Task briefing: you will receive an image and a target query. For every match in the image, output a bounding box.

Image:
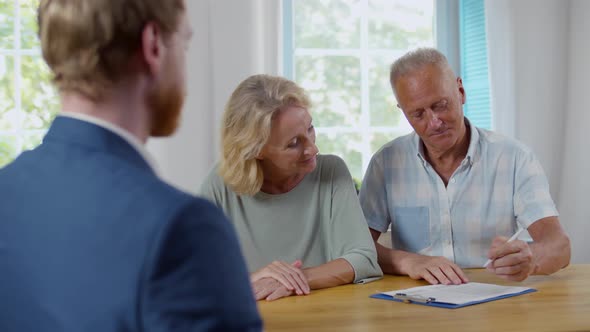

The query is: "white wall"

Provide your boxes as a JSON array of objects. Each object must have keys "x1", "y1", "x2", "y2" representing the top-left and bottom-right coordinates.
[
  {"x1": 510, "y1": 0, "x2": 569, "y2": 200},
  {"x1": 146, "y1": 0, "x2": 214, "y2": 194},
  {"x1": 436, "y1": 0, "x2": 460, "y2": 74},
  {"x1": 208, "y1": 0, "x2": 280, "y2": 156},
  {"x1": 147, "y1": 0, "x2": 279, "y2": 194},
  {"x1": 559, "y1": 0, "x2": 590, "y2": 263},
  {"x1": 488, "y1": 0, "x2": 589, "y2": 263}
]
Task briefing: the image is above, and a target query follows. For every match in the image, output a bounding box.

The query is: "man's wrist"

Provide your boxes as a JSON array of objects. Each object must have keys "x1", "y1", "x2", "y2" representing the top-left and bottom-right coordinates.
[
  {"x1": 395, "y1": 250, "x2": 416, "y2": 276},
  {"x1": 530, "y1": 259, "x2": 541, "y2": 275}
]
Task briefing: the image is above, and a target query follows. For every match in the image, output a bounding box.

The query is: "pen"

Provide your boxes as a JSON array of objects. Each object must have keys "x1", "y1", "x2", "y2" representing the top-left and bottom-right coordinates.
[
  {"x1": 483, "y1": 227, "x2": 526, "y2": 268},
  {"x1": 356, "y1": 276, "x2": 383, "y2": 284}
]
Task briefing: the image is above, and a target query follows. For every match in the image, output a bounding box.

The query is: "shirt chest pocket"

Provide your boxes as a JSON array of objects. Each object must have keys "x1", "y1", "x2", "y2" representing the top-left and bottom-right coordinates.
[{"x1": 392, "y1": 206, "x2": 430, "y2": 253}]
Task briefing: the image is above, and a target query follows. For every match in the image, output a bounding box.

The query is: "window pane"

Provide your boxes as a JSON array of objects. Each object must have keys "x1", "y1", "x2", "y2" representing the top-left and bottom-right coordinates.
[
  {"x1": 0, "y1": 0, "x2": 14, "y2": 49},
  {"x1": 370, "y1": 130, "x2": 413, "y2": 156},
  {"x1": 368, "y1": 0, "x2": 434, "y2": 50},
  {"x1": 20, "y1": 0, "x2": 40, "y2": 49},
  {"x1": 0, "y1": 134, "x2": 19, "y2": 168},
  {"x1": 21, "y1": 56, "x2": 58, "y2": 130},
  {"x1": 370, "y1": 132, "x2": 395, "y2": 155},
  {"x1": 22, "y1": 131, "x2": 43, "y2": 151},
  {"x1": 294, "y1": 0, "x2": 360, "y2": 49},
  {"x1": 0, "y1": 55, "x2": 19, "y2": 130},
  {"x1": 285, "y1": 0, "x2": 435, "y2": 180},
  {"x1": 296, "y1": 55, "x2": 360, "y2": 127},
  {"x1": 368, "y1": 54, "x2": 403, "y2": 127},
  {"x1": 317, "y1": 132, "x2": 363, "y2": 181}
]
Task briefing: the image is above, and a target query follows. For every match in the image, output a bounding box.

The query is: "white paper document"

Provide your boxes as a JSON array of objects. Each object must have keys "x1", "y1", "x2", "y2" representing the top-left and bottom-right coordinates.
[{"x1": 382, "y1": 282, "x2": 534, "y2": 305}]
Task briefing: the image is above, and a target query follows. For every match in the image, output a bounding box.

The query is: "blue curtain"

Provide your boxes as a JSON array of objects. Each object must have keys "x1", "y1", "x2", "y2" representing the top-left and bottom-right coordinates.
[{"x1": 460, "y1": 0, "x2": 492, "y2": 129}]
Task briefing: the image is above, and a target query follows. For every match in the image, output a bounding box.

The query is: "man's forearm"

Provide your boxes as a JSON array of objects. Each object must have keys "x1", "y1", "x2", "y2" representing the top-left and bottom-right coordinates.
[
  {"x1": 530, "y1": 233, "x2": 571, "y2": 275},
  {"x1": 375, "y1": 242, "x2": 399, "y2": 274},
  {"x1": 527, "y1": 216, "x2": 571, "y2": 275},
  {"x1": 375, "y1": 242, "x2": 422, "y2": 276},
  {"x1": 375, "y1": 242, "x2": 469, "y2": 285}
]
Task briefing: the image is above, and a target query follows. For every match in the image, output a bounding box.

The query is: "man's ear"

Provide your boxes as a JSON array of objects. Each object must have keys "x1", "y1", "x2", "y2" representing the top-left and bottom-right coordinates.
[
  {"x1": 456, "y1": 77, "x2": 466, "y2": 105},
  {"x1": 141, "y1": 22, "x2": 165, "y2": 76}
]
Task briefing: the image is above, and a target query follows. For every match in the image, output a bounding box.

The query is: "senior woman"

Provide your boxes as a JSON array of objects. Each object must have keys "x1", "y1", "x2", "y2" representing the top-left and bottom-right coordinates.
[{"x1": 199, "y1": 74, "x2": 382, "y2": 301}]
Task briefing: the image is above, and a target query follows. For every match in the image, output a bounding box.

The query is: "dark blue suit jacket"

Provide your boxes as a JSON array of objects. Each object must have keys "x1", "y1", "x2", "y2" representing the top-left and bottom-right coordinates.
[{"x1": 0, "y1": 117, "x2": 262, "y2": 332}]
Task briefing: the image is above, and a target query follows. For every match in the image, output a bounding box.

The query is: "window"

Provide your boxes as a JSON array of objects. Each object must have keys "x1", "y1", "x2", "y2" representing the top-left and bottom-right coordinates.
[
  {"x1": 283, "y1": 0, "x2": 435, "y2": 181},
  {"x1": 283, "y1": 0, "x2": 493, "y2": 181},
  {"x1": 0, "y1": 0, "x2": 59, "y2": 168}
]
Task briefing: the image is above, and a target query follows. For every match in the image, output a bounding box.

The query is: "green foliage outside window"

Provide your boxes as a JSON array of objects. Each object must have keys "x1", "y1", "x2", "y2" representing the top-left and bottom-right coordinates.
[
  {"x1": 288, "y1": 0, "x2": 434, "y2": 181},
  {"x1": 0, "y1": 0, "x2": 59, "y2": 168}
]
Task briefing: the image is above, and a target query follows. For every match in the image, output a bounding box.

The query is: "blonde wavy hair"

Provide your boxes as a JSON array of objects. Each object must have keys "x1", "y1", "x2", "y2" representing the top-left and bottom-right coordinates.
[
  {"x1": 219, "y1": 74, "x2": 311, "y2": 196},
  {"x1": 37, "y1": 0, "x2": 185, "y2": 100}
]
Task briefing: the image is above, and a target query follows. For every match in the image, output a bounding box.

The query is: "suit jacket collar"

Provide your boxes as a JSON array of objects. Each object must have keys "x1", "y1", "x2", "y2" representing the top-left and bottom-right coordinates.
[{"x1": 43, "y1": 116, "x2": 156, "y2": 175}]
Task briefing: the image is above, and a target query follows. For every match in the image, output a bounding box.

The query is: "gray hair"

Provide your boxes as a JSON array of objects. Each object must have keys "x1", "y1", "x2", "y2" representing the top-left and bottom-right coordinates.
[{"x1": 389, "y1": 48, "x2": 455, "y2": 92}]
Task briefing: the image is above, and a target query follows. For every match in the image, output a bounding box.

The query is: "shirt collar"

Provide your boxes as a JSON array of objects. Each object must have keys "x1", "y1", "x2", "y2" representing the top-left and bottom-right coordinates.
[
  {"x1": 414, "y1": 117, "x2": 479, "y2": 167},
  {"x1": 463, "y1": 118, "x2": 479, "y2": 166},
  {"x1": 58, "y1": 112, "x2": 160, "y2": 175}
]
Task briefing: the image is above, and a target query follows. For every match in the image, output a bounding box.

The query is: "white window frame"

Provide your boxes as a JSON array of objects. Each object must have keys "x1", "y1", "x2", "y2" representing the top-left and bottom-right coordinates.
[
  {"x1": 282, "y1": 0, "x2": 460, "y2": 178},
  {"x1": 0, "y1": 0, "x2": 46, "y2": 162}
]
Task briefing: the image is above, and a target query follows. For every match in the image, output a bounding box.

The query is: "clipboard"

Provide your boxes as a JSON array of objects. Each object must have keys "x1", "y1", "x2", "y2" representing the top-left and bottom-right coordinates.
[{"x1": 370, "y1": 282, "x2": 537, "y2": 309}]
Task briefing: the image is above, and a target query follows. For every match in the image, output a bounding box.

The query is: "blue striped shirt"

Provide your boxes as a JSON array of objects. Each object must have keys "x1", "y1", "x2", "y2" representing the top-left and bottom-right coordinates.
[{"x1": 359, "y1": 120, "x2": 558, "y2": 267}]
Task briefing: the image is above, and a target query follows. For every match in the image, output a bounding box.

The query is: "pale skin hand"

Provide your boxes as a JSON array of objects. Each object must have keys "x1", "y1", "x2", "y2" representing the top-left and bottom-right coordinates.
[
  {"x1": 486, "y1": 237, "x2": 533, "y2": 281},
  {"x1": 250, "y1": 260, "x2": 310, "y2": 296},
  {"x1": 369, "y1": 228, "x2": 468, "y2": 285},
  {"x1": 402, "y1": 254, "x2": 469, "y2": 285},
  {"x1": 251, "y1": 258, "x2": 355, "y2": 301},
  {"x1": 252, "y1": 277, "x2": 294, "y2": 301},
  {"x1": 486, "y1": 216, "x2": 571, "y2": 281}
]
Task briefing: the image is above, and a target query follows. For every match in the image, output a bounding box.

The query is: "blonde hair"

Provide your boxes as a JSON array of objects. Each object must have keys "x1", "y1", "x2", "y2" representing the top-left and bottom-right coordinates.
[
  {"x1": 220, "y1": 74, "x2": 311, "y2": 195},
  {"x1": 38, "y1": 0, "x2": 185, "y2": 100}
]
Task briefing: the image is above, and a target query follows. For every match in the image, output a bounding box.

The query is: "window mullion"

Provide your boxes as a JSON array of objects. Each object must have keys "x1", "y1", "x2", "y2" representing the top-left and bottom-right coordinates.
[
  {"x1": 13, "y1": 0, "x2": 24, "y2": 155},
  {"x1": 295, "y1": 48, "x2": 361, "y2": 57},
  {"x1": 359, "y1": 0, "x2": 371, "y2": 176},
  {"x1": 0, "y1": 49, "x2": 39, "y2": 56}
]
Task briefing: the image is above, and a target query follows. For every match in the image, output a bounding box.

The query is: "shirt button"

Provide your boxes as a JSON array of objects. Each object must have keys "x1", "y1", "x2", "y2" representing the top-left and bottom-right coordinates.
[{"x1": 450, "y1": 178, "x2": 456, "y2": 184}]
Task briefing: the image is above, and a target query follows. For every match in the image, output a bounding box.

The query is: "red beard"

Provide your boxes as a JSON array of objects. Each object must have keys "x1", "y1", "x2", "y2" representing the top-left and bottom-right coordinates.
[{"x1": 148, "y1": 78, "x2": 185, "y2": 137}]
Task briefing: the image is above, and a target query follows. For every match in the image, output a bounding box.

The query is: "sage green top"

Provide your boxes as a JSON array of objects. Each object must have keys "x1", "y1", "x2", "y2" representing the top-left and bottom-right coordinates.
[{"x1": 198, "y1": 154, "x2": 382, "y2": 283}]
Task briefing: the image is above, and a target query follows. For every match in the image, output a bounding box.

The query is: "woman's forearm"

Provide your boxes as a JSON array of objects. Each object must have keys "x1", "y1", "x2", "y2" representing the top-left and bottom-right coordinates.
[{"x1": 303, "y1": 258, "x2": 355, "y2": 290}]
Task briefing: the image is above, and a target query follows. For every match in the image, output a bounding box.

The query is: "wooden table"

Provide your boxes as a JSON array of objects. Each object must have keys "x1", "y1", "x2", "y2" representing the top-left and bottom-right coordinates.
[{"x1": 259, "y1": 265, "x2": 590, "y2": 331}]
